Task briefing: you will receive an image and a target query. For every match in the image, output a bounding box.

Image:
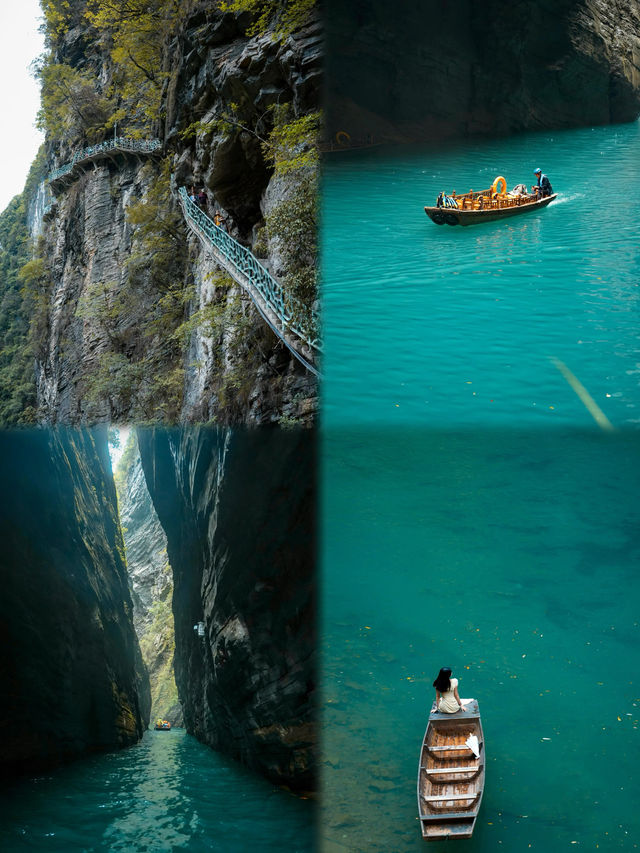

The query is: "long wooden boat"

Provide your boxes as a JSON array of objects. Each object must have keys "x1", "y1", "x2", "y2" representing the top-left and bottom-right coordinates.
[
  {"x1": 417, "y1": 699, "x2": 485, "y2": 841},
  {"x1": 425, "y1": 176, "x2": 556, "y2": 226}
]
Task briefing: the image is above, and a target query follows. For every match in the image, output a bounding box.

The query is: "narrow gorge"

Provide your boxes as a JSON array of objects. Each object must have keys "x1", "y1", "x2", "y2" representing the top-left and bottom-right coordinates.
[{"x1": 0, "y1": 424, "x2": 315, "y2": 792}]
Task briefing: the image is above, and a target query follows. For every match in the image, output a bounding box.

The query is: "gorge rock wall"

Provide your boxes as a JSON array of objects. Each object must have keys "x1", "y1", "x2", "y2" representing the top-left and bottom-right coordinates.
[
  {"x1": 137, "y1": 426, "x2": 316, "y2": 791},
  {"x1": 325, "y1": 0, "x2": 640, "y2": 141},
  {"x1": 116, "y1": 435, "x2": 182, "y2": 725},
  {"x1": 0, "y1": 428, "x2": 150, "y2": 780}
]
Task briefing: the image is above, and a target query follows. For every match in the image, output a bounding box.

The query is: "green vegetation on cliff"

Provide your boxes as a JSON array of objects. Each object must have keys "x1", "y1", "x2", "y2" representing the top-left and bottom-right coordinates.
[
  {"x1": 263, "y1": 104, "x2": 319, "y2": 311},
  {"x1": 77, "y1": 160, "x2": 190, "y2": 421},
  {"x1": 39, "y1": 0, "x2": 318, "y2": 142},
  {"x1": 221, "y1": 0, "x2": 316, "y2": 39},
  {"x1": 0, "y1": 150, "x2": 47, "y2": 424},
  {"x1": 138, "y1": 588, "x2": 180, "y2": 722},
  {"x1": 40, "y1": 0, "x2": 197, "y2": 139}
]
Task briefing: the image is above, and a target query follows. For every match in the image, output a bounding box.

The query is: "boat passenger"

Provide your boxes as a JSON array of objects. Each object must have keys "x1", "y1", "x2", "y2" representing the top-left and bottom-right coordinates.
[
  {"x1": 433, "y1": 666, "x2": 465, "y2": 713},
  {"x1": 532, "y1": 168, "x2": 552, "y2": 198}
]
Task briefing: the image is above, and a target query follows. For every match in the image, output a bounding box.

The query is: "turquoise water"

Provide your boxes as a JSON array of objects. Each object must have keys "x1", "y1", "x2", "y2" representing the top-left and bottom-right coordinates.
[
  {"x1": 321, "y1": 121, "x2": 640, "y2": 850},
  {"x1": 322, "y1": 121, "x2": 640, "y2": 429},
  {"x1": 0, "y1": 730, "x2": 314, "y2": 852},
  {"x1": 321, "y1": 430, "x2": 640, "y2": 851}
]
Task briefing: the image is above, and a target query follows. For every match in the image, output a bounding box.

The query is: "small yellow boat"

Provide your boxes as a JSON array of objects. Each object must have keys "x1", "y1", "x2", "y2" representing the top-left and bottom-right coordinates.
[{"x1": 425, "y1": 176, "x2": 556, "y2": 226}]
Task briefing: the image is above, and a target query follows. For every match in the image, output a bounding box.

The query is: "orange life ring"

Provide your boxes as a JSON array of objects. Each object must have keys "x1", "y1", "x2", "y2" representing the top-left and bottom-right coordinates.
[
  {"x1": 335, "y1": 130, "x2": 351, "y2": 147},
  {"x1": 491, "y1": 176, "x2": 507, "y2": 196}
]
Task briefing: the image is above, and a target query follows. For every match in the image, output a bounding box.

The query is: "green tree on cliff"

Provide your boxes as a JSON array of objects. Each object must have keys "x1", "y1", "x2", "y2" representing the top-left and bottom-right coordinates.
[
  {"x1": 84, "y1": 0, "x2": 190, "y2": 129},
  {"x1": 221, "y1": 0, "x2": 316, "y2": 38}
]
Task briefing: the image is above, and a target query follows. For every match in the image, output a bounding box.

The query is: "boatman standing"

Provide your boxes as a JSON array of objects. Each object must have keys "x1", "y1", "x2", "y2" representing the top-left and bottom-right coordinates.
[{"x1": 532, "y1": 167, "x2": 553, "y2": 198}]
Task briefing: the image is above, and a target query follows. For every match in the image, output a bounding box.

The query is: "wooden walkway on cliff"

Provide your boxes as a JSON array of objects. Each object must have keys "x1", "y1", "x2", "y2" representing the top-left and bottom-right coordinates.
[
  {"x1": 47, "y1": 137, "x2": 162, "y2": 192},
  {"x1": 177, "y1": 187, "x2": 321, "y2": 376}
]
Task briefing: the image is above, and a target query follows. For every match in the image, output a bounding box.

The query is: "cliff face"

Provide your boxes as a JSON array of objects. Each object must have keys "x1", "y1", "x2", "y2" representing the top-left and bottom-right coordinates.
[
  {"x1": 0, "y1": 428, "x2": 150, "y2": 779},
  {"x1": 137, "y1": 426, "x2": 316, "y2": 791},
  {"x1": 116, "y1": 434, "x2": 182, "y2": 725},
  {"x1": 34, "y1": 4, "x2": 320, "y2": 427},
  {"x1": 37, "y1": 159, "x2": 156, "y2": 423},
  {"x1": 325, "y1": 0, "x2": 640, "y2": 142}
]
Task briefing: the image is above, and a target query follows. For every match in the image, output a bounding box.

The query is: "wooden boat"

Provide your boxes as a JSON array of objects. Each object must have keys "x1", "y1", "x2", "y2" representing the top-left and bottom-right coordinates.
[
  {"x1": 425, "y1": 176, "x2": 556, "y2": 226},
  {"x1": 417, "y1": 699, "x2": 485, "y2": 841}
]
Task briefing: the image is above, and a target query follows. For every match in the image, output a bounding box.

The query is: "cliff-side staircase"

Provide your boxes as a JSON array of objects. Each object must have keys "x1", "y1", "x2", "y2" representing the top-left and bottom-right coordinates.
[{"x1": 178, "y1": 187, "x2": 321, "y2": 376}]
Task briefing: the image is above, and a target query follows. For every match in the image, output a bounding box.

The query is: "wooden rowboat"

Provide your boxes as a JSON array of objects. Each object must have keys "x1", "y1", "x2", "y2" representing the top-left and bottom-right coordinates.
[
  {"x1": 417, "y1": 699, "x2": 485, "y2": 841},
  {"x1": 425, "y1": 176, "x2": 556, "y2": 226}
]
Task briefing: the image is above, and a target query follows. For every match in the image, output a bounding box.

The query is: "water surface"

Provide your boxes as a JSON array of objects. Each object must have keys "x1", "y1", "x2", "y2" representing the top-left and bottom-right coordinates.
[
  {"x1": 321, "y1": 429, "x2": 640, "y2": 851},
  {"x1": 0, "y1": 730, "x2": 314, "y2": 852},
  {"x1": 322, "y1": 121, "x2": 640, "y2": 429},
  {"x1": 321, "y1": 121, "x2": 640, "y2": 851}
]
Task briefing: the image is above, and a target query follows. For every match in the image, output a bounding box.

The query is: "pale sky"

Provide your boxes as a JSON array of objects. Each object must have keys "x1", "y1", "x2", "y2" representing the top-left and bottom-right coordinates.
[
  {"x1": 110, "y1": 427, "x2": 132, "y2": 471},
  {"x1": 0, "y1": 0, "x2": 45, "y2": 214}
]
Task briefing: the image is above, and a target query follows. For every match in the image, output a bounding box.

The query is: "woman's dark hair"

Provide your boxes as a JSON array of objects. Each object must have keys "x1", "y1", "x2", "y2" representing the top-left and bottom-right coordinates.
[{"x1": 433, "y1": 667, "x2": 452, "y2": 692}]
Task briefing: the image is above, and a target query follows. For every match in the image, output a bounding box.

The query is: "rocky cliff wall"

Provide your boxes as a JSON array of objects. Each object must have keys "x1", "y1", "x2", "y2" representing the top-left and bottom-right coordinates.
[
  {"x1": 0, "y1": 428, "x2": 150, "y2": 780},
  {"x1": 116, "y1": 434, "x2": 182, "y2": 725},
  {"x1": 35, "y1": 4, "x2": 320, "y2": 427},
  {"x1": 137, "y1": 426, "x2": 316, "y2": 791},
  {"x1": 325, "y1": 0, "x2": 640, "y2": 142},
  {"x1": 37, "y1": 159, "x2": 156, "y2": 423}
]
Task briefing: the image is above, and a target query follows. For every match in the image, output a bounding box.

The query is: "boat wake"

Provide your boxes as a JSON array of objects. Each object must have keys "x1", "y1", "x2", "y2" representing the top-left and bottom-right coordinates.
[{"x1": 553, "y1": 193, "x2": 584, "y2": 206}]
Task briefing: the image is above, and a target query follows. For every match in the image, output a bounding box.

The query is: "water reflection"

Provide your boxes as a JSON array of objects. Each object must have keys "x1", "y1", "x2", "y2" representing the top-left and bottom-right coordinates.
[{"x1": 0, "y1": 731, "x2": 314, "y2": 852}]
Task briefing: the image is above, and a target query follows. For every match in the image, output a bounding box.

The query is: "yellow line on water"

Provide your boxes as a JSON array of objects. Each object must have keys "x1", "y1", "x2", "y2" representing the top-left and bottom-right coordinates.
[{"x1": 550, "y1": 357, "x2": 615, "y2": 432}]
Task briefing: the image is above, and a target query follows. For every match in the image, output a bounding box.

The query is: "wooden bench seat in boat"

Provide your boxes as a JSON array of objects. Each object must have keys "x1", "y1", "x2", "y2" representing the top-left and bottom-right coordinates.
[
  {"x1": 419, "y1": 810, "x2": 480, "y2": 822},
  {"x1": 423, "y1": 793, "x2": 479, "y2": 803},
  {"x1": 425, "y1": 765, "x2": 479, "y2": 775},
  {"x1": 427, "y1": 744, "x2": 474, "y2": 753}
]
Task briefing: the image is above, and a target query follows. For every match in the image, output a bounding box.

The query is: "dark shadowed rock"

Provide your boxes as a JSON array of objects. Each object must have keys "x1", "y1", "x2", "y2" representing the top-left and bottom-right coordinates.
[
  {"x1": 325, "y1": 0, "x2": 640, "y2": 142},
  {"x1": 0, "y1": 428, "x2": 150, "y2": 781},
  {"x1": 137, "y1": 426, "x2": 316, "y2": 791}
]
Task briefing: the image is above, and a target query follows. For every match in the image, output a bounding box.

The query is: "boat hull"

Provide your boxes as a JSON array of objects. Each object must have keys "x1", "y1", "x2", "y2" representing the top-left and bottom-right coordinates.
[
  {"x1": 425, "y1": 194, "x2": 556, "y2": 226},
  {"x1": 417, "y1": 699, "x2": 485, "y2": 841}
]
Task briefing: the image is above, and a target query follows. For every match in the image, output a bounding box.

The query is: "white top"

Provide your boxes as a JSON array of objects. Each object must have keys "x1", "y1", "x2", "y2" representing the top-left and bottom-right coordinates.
[{"x1": 438, "y1": 677, "x2": 460, "y2": 713}]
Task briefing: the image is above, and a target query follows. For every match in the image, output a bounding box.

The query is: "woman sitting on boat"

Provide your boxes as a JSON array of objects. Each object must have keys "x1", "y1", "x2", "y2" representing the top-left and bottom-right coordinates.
[{"x1": 433, "y1": 667, "x2": 465, "y2": 713}]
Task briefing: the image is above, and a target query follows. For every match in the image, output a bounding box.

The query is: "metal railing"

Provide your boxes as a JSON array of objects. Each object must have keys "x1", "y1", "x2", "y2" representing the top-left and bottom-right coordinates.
[
  {"x1": 178, "y1": 187, "x2": 321, "y2": 375},
  {"x1": 48, "y1": 138, "x2": 162, "y2": 183}
]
